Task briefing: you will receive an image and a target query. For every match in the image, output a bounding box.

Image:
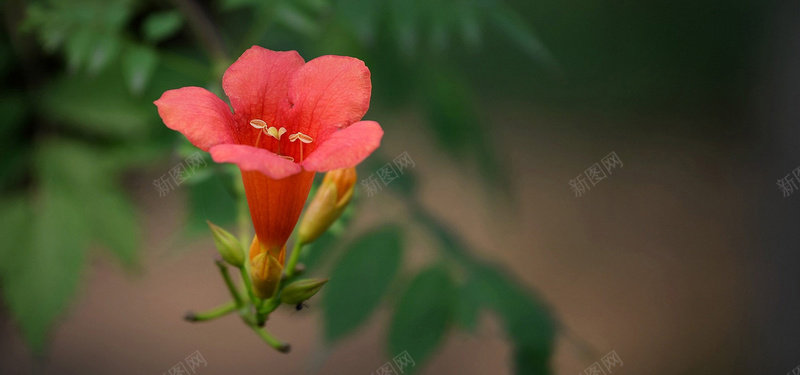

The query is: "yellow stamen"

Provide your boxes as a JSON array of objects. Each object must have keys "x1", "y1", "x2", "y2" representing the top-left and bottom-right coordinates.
[
  {"x1": 266, "y1": 126, "x2": 287, "y2": 140},
  {"x1": 254, "y1": 129, "x2": 263, "y2": 148},
  {"x1": 251, "y1": 119, "x2": 267, "y2": 148},
  {"x1": 259, "y1": 126, "x2": 287, "y2": 154},
  {"x1": 250, "y1": 119, "x2": 267, "y2": 129},
  {"x1": 288, "y1": 132, "x2": 313, "y2": 143},
  {"x1": 289, "y1": 132, "x2": 313, "y2": 162}
]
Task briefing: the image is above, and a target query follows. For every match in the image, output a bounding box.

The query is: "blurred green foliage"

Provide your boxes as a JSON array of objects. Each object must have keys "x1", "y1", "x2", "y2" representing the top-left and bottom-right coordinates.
[
  {"x1": 322, "y1": 226, "x2": 403, "y2": 343},
  {"x1": 0, "y1": 0, "x2": 560, "y2": 372},
  {"x1": 389, "y1": 265, "x2": 456, "y2": 368}
]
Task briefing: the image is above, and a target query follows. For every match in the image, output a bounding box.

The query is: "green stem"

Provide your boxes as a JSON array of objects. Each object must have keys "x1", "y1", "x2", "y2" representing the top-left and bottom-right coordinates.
[
  {"x1": 250, "y1": 325, "x2": 290, "y2": 353},
  {"x1": 257, "y1": 296, "x2": 282, "y2": 325},
  {"x1": 410, "y1": 201, "x2": 476, "y2": 268},
  {"x1": 285, "y1": 241, "x2": 304, "y2": 279},
  {"x1": 185, "y1": 301, "x2": 237, "y2": 322},
  {"x1": 255, "y1": 292, "x2": 278, "y2": 326},
  {"x1": 215, "y1": 260, "x2": 244, "y2": 307},
  {"x1": 170, "y1": 0, "x2": 229, "y2": 68},
  {"x1": 239, "y1": 264, "x2": 259, "y2": 307}
]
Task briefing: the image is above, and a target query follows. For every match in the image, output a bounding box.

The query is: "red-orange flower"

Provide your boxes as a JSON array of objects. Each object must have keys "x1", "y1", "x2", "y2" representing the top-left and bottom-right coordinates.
[{"x1": 155, "y1": 46, "x2": 383, "y2": 266}]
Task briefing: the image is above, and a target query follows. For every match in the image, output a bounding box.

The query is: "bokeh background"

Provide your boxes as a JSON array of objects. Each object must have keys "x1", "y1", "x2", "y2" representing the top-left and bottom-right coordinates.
[{"x1": 0, "y1": 0, "x2": 798, "y2": 374}]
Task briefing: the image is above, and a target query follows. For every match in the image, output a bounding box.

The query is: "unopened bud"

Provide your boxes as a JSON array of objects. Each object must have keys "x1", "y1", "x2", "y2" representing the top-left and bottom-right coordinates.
[
  {"x1": 297, "y1": 167, "x2": 356, "y2": 245},
  {"x1": 249, "y1": 234, "x2": 285, "y2": 265},
  {"x1": 250, "y1": 253, "x2": 283, "y2": 299},
  {"x1": 207, "y1": 221, "x2": 244, "y2": 267},
  {"x1": 280, "y1": 278, "x2": 329, "y2": 305}
]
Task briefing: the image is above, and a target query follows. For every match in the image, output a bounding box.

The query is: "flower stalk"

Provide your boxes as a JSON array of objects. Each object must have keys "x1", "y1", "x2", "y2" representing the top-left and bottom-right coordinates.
[
  {"x1": 215, "y1": 260, "x2": 244, "y2": 307},
  {"x1": 251, "y1": 324, "x2": 290, "y2": 353},
  {"x1": 184, "y1": 301, "x2": 237, "y2": 322},
  {"x1": 285, "y1": 241, "x2": 304, "y2": 279}
]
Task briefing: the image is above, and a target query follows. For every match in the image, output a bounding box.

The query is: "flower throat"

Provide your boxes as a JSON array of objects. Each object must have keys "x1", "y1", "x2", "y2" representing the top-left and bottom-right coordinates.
[{"x1": 249, "y1": 118, "x2": 313, "y2": 162}]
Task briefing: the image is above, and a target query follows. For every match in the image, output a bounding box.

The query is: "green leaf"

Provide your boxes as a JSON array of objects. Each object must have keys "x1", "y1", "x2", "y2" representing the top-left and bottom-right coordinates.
[
  {"x1": 456, "y1": 4, "x2": 482, "y2": 48},
  {"x1": 297, "y1": 0, "x2": 329, "y2": 13},
  {"x1": 514, "y1": 345, "x2": 551, "y2": 375},
  {"x1": 472, "y1": 264, "x2": 555, "y2": 374},
  {"x1": 122, "y1": 44, "x2": 159, "y2": 95},
  {"x1": 323, "y1": 226, "x2": 403, "y2": 342},
  {"x1": 184, "y1": 171, "x2": 237, "y2": 237},
  {"x1": 143, "y1": 10, "x2": 184, "y2": 43},
  {"x1": 488, "y1": 4, "x2": 556, "y2": 68},
  {"x1": 275, "y1": 2, "x2": 321, "y2": 37},
  {"x1": 97, "y1": 142, "x2": 167, "y2": 172},
  {"x1": 35, "y1": 140, "x2": 100, "y2": 196},
  {"x1": 389, "y1": 0, "x2": 418, "y2": 55},
  {"x1": 0, "y1": 94, "x2": 30, "y2": 190},
  {"x1": 0, "y1": 42, "x2": 13, "y2": 79},
  {"x1": 89, "y1": 189, "x2": 140, "y2": 267},
  {"x1": 412, "y1": 180, "x2": 553, "y2": 374},
  {"x1": 220, "y1": 0, "x2": 262, "y2": 11},
  {"x1": 1, "y1": 143, "x2": 104, "y2": 351},
  {"x1": 0, "y1": 94, "x2": 27, "y2": 135},
  {"x1": 25, "y1": 0, "x2": 133, "y2": 73},
  {"x1": 65, "y1": 29, "x2": 94, "y2": 72},
  {"x1": 388, "y1": 265, "x2": 455, "y2": 372},
  {"x1": 41, "y1": 68, "x2": 155, "y2": 139},
  {"x1": 36, "y1": 140, "x2": 141, "y2": 267},
  {"x1": 0, "y1": 138, "x2": 145, "y2": 352},
  {"x1": 423, "y1": 67, "x2": 510, "y2": 194},
  {"x1": 87, "y1": 34, "x2": 121, "y2": 75},
  {"x1": 454, "y1": 275, "x2": 482, "y2": 332},
  {"x1": 336, "y1": 0, "x2": 383, "y2": 44},
  {"x1": 0, "y1": 196, "x2": 33, "y2": 276},
  {"x1": 2, "y1": 185, "x2": 89, "y2": 352}
]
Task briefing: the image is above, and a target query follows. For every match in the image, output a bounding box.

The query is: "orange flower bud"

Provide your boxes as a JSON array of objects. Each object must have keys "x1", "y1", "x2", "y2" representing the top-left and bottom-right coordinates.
[
  {"x1": 297, "y1": 167, "x2": 356, "y2": 245},
  {"x1": 249, "y1": 234, "x2": 285, "y2": 264},
  {"x1": 250, "y1": 252, "x2": 284, "y2": 299}
]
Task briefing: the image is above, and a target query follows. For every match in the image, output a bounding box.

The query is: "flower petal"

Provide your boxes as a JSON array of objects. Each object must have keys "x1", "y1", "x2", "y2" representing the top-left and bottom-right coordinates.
[
  {"x1": 243, "y1": 170, "x2": 314, "y2": 257},
  {"x1": 210, "y1": 144, "x2": 302, "y2": 179},
  {"x1": 286, "y1": 55, "x2": 371, "y2": 138},
  {"x1": 154, "y1": 87, "x2": 234, "y2": 151},
  {"x1": 302, "y1": 121, "x2": 383, "y2": 172},
  {"x1": 222, "y1": 47, "x2": 305, "y2": 130}
]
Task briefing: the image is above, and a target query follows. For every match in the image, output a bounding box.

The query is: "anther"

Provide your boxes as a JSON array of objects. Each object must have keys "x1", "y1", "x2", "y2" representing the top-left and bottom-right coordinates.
[
  {"x1": 250, "y1": 119, "x2": 267, "y2": 129},
  {"x1": 288, "y1": 132, "x2": 313, "y2": 143},
  {"x1": 289, "y1": 132, "x2": 313, "y2": 162},
  {"x1": 267, "y1": 127, "x2": 287, "y2": 140}
]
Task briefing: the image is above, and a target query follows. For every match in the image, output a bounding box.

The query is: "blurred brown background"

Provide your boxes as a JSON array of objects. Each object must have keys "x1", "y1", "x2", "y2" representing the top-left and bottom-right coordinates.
[{"x1": 0, "y1": 103, "x2": 753, "y2": 374}]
